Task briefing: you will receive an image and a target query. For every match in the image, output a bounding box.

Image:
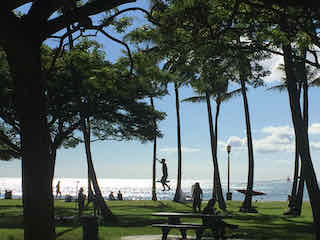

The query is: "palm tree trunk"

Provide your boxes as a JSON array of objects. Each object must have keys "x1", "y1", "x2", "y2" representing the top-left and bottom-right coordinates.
[
  {"x1": 206, "y1": 93, "x2": 226, "y2": 210},
  {"x1": 290, "y1": 136, "x2": 299, "y2": 202},
  {"x1": 295, "y1": 50, "x2": 309, "y2": 215},
  {"x1": 239, "y1": 71, "x2": 255, "y2": 212},
  {"x1": 282, "y1": 43, "x2": 320, "y2": 238},
  {"x1": 173, "y1": 82, "x2": 182, "y2": 202},
  {"x1": 296, "y1": 167, "x2": 305, "y2": 216},
  {"x1": 150, "y1": 97, "x2": 157, "y2": 201}
]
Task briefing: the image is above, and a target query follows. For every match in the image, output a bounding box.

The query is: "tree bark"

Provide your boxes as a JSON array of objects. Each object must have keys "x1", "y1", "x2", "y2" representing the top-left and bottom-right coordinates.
[
  {"x1": 282, "y1": 43, "x2": 320, "y2": 238},
  {"x1": 80, "y1": 116, "x2": 114, "y2": 220},
  {"x1": 173, "y1": 82, "x2": 182, "y2": 202},
  {"x1": 6, "y1": 38, "x2": 55, "y2": 239},
  {"x1": 239, "y1": 70, "x2": 255, "y2": 212},
  {"x1": 150, "y1": 97, "x2": 157, "y2": 201},
  {"x1": 206, "y1": 93, "x2": 226, "y2": 210}
]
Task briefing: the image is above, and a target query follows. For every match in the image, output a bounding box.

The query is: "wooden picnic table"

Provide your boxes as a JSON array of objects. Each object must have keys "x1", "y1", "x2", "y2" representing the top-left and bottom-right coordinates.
[{"x1": 152, "y1": 212, "x2": 228, "y2": 240}]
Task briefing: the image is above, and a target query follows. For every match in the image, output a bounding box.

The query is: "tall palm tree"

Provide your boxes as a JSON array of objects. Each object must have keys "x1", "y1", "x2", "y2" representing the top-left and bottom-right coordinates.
[
  {"x1": 238, "y1": 66, "x2": 256, "y2": 212},
  {"x1": 183, "y1": 78, "x2": 241, "y2": 210},
  {"x1": 267, "y1": 50, "x2": 320, "y2": 215},
  {"x1": 173, "y1": 80, "x2": 183, "y2": 202}
]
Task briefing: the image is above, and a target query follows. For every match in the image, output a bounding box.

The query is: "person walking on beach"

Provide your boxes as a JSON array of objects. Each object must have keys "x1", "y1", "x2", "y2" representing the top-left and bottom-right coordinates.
[
  {"x1": 158, "y1": 158, "x2": 170, "y2": 191},
  {"x1": 192, "y1": 182, "x2": 203, "y2": 212},
  {"x1": 56, "y1": 180, "x2": 62, "y2": 199}
]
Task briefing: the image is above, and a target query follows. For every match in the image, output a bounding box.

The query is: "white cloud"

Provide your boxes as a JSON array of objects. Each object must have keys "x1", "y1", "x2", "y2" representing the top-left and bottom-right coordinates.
[
  {"x1": 309, "y1": 123, "x2": 320, "y2": 135},
  {"x1": 261, "y1": 126, "x2": 294, "y2": 140},
  {"x1": 226, "y1": 136, "x2": 246, "y2": 148},
  {"x1": 159, "y1": 147, "x2": 200, "y2": 153},
  {"x1": 311, "y1": 142, "x2": 320, "y2": 151},
  {"x1": 260, "y1": 54, "x2": 284, "y2": 83}
]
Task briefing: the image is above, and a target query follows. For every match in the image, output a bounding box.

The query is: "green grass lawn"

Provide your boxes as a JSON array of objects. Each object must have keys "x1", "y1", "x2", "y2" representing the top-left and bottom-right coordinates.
[{"x1": 0, "y1": 199, "x2": 314, "y2": 240}]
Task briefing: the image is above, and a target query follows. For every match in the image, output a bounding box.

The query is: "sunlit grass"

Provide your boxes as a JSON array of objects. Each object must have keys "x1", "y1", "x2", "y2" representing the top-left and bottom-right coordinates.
[{"x1": 0, "y1": 199, "x2": 314, "y2": 239}]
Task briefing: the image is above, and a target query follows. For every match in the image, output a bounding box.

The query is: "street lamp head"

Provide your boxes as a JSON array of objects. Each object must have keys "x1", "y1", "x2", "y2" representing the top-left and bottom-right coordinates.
[{"x1": 226, "y1": 145, "x2": 231, "y2": 153}]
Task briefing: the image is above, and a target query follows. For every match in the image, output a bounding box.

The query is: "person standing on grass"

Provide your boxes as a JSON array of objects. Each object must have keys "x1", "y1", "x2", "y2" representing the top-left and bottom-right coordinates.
[
  {"x1": 158, "y1": 158, "x2": 170, "y2": 191},
  {"x1": 56, "y1": 180, "x2": 62, "y2": 199},
  {"x1": 78, "y1": 187, "x2": 85, "y2": 216},
  {"x1": 117, "y1": 190, "x2": 123, "y2": 200},
  {"x1": 192, "y1": 182, "x2": 203, "y2": 212}
]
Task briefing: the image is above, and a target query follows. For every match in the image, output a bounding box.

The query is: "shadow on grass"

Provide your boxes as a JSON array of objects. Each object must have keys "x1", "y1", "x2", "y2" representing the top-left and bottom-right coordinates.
[{"x1": 55, "y1": 227, "x2": 76, "y2": 239}]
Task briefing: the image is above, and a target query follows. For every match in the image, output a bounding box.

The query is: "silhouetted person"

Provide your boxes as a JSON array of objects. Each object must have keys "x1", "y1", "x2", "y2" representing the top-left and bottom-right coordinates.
[
  {"x1": 203, "y1": 198, "x2": 238, "y2": 238},
  {"x1": 158, "y1": 158, "x2": 170, "y2": 191},
  {"x1": 92, "y1": 194, "x2": 100, "y2": 216},
  {"x1": 78, "y1": 187, "x2": 85, "y2": 216},
  {"x1": 56, "y1": 180, "x2": 62, "y2": 199},
  {"x1": 108, "y1": 192, "x2": 115, "y2": 200},
  {"x1": 117, "y1": 190, "x2": 123, "y2": 200},
  {"x1": 192, "y1": 182, "x2": 203, "y2": 212}
]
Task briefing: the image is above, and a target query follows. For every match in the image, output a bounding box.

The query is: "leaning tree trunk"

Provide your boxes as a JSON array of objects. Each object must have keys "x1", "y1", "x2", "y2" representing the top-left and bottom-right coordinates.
[
  {"x1": 206, "y1": 93, "x2": 226, "y2": 210},
  {"x1": 6, "y1": 38, "x2": 55, "y2": 239},
  {"x1": 295, "y1": 54, "x2": 309, "y2": 216},
  {"x1": 150, "y1": 97, "x2": 158, "y2": 201},
  {"x1": 173, "y1": 82, "x2": 183, "y2": 202},
  {"x1": 239, "y1": 71, "x2": 255, "y2": 213},
  {"x1": 290, "y1": 136, "x2": 299, "y2": 202},
  {"x1": 282, "y1": 43, "x2": 320, "y2": 238},
  {"x1": 296, "y1": 167, "x2": 305, "y2": 216},
  {"x1": 80, "y1": 116, "x2": 115, "y2": 220}
]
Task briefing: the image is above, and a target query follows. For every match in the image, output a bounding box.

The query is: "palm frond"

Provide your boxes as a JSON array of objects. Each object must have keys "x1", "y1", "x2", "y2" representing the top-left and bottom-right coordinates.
[
  {"x1": 266, "y1": 84, "x2": 287, "y2": 92},
  {"x1": 219, "y1": 88, "x2": 242, "y2": 102},
  {"x1": 181, "y1": 96, "x2": 205, "y2": 103},
  {"x1": 309, "y1": 77, "x2": 320, "y2": 87}
]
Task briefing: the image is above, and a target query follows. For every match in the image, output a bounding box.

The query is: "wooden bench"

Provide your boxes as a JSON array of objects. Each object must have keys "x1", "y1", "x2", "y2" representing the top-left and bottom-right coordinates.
[{"x1": 152, "y1": 223, "x2": 211, "y2": 240}]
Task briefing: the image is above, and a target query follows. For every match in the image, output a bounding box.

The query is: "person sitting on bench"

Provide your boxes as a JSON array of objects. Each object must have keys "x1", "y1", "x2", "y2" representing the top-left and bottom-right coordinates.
[{"x1": 202, "y1": 198, "x2": 238, "y2": 238}]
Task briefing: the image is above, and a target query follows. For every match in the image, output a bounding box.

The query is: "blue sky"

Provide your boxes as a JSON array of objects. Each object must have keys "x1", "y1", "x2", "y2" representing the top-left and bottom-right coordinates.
[{"x1": 1, "y1": 0, "x2": 320, "y2": 183}]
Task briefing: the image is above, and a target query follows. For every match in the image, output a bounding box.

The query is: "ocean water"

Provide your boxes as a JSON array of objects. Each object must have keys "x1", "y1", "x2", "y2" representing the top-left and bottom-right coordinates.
[{"x1": 0, "y1": 177, "x2": 309, "y2": 202}]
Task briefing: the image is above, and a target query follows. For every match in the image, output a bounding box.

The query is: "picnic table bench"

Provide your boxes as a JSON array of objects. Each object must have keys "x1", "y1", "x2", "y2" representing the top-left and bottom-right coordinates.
[{"x1": 152, "y1": 212, "x2": 228, "y2": 240}]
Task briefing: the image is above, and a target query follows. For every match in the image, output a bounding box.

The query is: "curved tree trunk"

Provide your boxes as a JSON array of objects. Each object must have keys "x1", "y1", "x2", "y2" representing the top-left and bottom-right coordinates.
[
  {"x1": 282, "y1": 43, "x2": 320, "y2": 238},
  {"x1": 239, "y1": 71, "x2": 255, "y2": 213},
  {"x1": 295, "y1": 167, "x2": 305, "y2": 216},
  {"x1": 173, "y1": 82, "x2": 183, "y2": 202},
  {"x1": 6, "y1": 39, "x2": 55, "y2": 239},
  {"x1": 290, "y1": 81, "x2": 302, "y2": 203},
  {"x1": 150, "y1": 97, "x2": 157, "y2": 201},
  {"x1": 80, "y1": 116, "x2": 114, "y2": 220},
  {"x1": 295, "y1": 51, "x2": 308, "y2": 215},
  {"x1": 290, "y1": 136, "x2": 299, "y2": 202},
  {"x1": 206, "y1": 93, "x2": 226, "y2": 210}
]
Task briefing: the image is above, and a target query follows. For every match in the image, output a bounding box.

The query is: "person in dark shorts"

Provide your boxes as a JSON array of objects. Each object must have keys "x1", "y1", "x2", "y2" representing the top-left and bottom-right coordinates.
[{"x1": 158, "y1": 158, "x2": 170, "y2": 191}]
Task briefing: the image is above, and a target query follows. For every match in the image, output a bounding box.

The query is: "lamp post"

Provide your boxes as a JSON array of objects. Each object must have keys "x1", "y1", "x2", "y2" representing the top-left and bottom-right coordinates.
[{"x1": 226, "y1": 145, "x2": 232, "y2": 200}]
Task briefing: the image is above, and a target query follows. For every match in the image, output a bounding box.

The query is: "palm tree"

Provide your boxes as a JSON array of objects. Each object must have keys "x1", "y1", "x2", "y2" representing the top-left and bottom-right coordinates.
[
  {"x1": 267, "y1": 50, "x2": 320, "y2": 215},
  {"x1": 173, "y1": 80, "x2": 183, "y2": 202},
  {"x1": 183, "y1": 77, "x2": 241, "y2": 210}
]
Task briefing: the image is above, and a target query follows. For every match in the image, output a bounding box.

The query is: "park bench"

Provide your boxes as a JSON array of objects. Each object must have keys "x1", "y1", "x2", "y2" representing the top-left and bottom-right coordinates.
[
  {"x1": 152, "y1": 223, "x2": 211, "y2": 240},
  {"x1": 152, "y1": 212, "x2": 229, "y2": 240}
]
